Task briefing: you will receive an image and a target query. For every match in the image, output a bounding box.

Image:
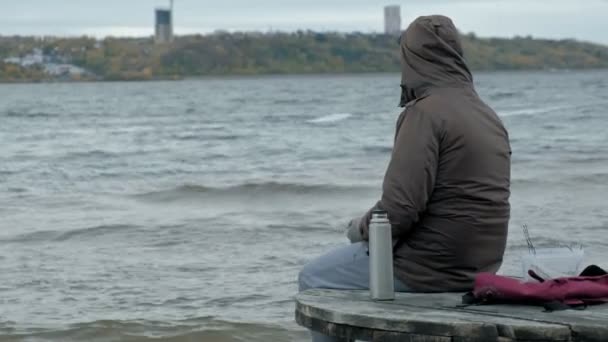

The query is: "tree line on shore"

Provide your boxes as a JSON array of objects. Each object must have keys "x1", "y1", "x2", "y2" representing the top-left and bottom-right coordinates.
[{"x1": 1, "y1": 31, "x2": 608, "y2": 82}]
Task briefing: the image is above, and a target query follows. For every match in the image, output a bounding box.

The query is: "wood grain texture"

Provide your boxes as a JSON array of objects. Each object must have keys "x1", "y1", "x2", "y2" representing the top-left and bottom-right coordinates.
[{"x1": 295, "y1": 289, "x2": 608, "y2": 341}]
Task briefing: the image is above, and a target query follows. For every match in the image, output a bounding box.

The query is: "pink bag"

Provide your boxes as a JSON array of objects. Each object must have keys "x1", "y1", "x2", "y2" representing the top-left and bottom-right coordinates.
[{"x1": 464, "y1": 265, "x2": 608, "y2": 311}]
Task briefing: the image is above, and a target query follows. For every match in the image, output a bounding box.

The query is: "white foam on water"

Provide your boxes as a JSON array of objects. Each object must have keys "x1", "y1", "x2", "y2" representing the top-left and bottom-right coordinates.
[
  {"x1": 307, "y1": 113, "x2": 352, "y2": 123},
  {"x1": 499, "y1": 104, "x2": 585, "y2": 117},
  {"x1": 500, "y1": 107, "x2": 559, "y2": 117}
]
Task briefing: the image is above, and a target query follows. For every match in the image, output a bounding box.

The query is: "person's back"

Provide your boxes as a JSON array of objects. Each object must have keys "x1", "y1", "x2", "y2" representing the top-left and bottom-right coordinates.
[
  {"x1": 382, "y1": 15, "x2": 511, "y2": 292},
  {"x1": 392, "y1": 90, "x2": 511, "y2": 292}
]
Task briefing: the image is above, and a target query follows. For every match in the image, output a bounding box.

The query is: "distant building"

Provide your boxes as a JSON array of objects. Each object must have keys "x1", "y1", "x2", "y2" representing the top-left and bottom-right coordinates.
[
  {"x1": 3, "y1": 48, "x2": 44, "y2": 67},
  {"x1": 155, "y1": 1, "x2": 174, "y2": 44},
  {"x1": 3, "y1": 57, "x2": 22, "y2": 65},
  {"x1": 384, "y1": 5, "x2": 402, "y2": 36},
  {"x1": 3, "y1": 48, "x2": 90, "y2": 78},
  {"x1": 44, "y1": 64, "x2": 87, "y2": 77},
  {"x1": 155, "y1": 9, "x2": 173, "y2": 44}
]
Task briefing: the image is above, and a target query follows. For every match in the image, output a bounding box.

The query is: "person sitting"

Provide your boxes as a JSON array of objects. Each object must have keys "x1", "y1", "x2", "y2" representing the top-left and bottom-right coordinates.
[{"x1": 298, "y1": 15, "x2": 512, "y2": 342}]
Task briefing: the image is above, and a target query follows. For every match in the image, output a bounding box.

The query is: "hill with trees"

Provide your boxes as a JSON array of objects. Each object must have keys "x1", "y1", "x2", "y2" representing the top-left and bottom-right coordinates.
[{"x1": 1, "y1": 31, "x2": 608, "y2": 82}]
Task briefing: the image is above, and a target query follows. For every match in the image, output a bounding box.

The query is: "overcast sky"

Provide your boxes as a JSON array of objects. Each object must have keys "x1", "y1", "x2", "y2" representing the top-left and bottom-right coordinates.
[{"x1": 2, "y1": 0, "x2": 608, "y2": 44}]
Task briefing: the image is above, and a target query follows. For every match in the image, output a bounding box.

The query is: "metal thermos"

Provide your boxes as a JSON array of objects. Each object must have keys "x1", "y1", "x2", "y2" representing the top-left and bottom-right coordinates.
[{"x1": 369, "y1": 209, "x2": 395, "y2": 301}]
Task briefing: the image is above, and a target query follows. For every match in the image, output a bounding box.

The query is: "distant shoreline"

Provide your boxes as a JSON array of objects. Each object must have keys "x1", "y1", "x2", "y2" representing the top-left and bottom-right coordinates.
[
  {"x1": 2, "y1": 31, "x2": 608, "y2": 83},
  {"x1": 3, "y1": 67, "x2": 608, "y2": 85},
  {"x1": 4, "y1": 66, "x2": 608, "y2": 84}
]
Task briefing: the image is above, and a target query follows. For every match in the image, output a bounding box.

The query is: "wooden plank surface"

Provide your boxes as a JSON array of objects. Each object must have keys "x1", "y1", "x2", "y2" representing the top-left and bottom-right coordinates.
[
  {"x1": 294, "y1": 289, "x2": 608, "y2": 341},
  {"x1": 368, "y1": 290, "x2": 608, "y2": 341}
]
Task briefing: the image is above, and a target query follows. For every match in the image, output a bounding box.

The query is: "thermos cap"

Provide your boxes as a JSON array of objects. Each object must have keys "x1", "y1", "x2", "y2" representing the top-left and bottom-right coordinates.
[{"x1": 371, "y1": 209, "x2": 388, "y2": 220}]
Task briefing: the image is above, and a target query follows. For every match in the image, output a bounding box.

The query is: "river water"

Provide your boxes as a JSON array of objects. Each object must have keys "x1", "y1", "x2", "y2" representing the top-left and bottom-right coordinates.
[{"x1": 1, "y1": 70, "x2": 607, "y2": 341}]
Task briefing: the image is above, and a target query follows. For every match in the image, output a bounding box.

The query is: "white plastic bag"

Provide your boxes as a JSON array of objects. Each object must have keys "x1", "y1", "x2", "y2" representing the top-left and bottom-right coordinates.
[{"x1": 521, "y1": 247, "x2": 585, "y2": 282}]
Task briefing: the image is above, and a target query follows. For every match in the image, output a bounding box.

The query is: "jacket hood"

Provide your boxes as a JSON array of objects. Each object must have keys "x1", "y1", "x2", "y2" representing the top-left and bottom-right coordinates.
[{"x1": 399, "y1": 15, "x2": 473, "y2": 106}]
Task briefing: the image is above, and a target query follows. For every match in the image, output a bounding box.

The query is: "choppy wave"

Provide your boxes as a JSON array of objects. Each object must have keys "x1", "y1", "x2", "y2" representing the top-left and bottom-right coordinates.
[
  {"x1": 562, "y1": 154, "x2": 608, "y2": 164},
  {"x1": 0, "y1": 170, "x2": 17, "y2": 176},
  {"x1": 489, "y1": 91, "x2": 525, "y2": 100},
  {"x1": 566, "y1": 172, "x2": 608, "y2": 184},
  {"x1": 513, "y1": 171, "x2": 608, "y2": 186},
  {"x1": 172, "y1": 133, "x2": 242, "y2": 141},
  {"x1": 499, "y1": 101, "x2": 608, "y2": 118},
  {"x1": 4, "y1": 110, "x2": 59, "y2": 118},
  {"x1": 307, "y1": 113, "x2": 352, "y2": 124},
  {"x1": 0, "y1": 318, "x2": 304, "y2": 342},
  {"x1": 2, "y1": 224, "x2": 140, "y2": 244},
  {"x1": 134, "y1": 182, "x2": 371, "y2": 202},
  {"x1": 362, "y1": 145, "x2": 393, "y2": 154},
  {"x1": 61, "y1": 149, "x2": 119, "y2": 159},
  {"x1": 273, "y1": 99, "x2": 302, "y2": 105},
  {"x1": 499, "y1": 106, "x2": 564, "y2": 117}
]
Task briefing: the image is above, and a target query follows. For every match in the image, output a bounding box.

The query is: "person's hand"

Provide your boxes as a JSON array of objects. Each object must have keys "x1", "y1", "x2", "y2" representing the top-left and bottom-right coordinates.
[
  {"x1": 346, "y1": 216, "x2": 363, "y2": 243},
  {"x1": 359, "y1": 208, "x2": 373, "y2": 241}
]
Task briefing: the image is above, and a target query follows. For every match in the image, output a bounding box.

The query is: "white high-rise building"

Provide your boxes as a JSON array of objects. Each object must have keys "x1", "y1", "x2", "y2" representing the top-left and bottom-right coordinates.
[{"x1": 384, "y1": 5, "x2": 402, "y2": 36}]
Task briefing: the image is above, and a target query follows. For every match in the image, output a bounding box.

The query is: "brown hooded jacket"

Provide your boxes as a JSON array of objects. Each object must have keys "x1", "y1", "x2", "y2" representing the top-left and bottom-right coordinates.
[{"x1": 361, "y1": 15, "x2": 512, "y2": 292}]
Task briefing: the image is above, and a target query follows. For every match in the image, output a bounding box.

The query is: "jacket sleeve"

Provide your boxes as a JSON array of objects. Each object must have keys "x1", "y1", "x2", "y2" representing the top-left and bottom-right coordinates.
[{"x1": 361, "y1": 107, "x2": 441, "y2": 240}]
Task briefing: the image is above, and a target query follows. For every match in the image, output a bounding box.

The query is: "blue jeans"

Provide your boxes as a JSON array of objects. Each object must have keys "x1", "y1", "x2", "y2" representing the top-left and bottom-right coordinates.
[{"x1": 298, "y1": 242, "x2": 410, "y2": 342}]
